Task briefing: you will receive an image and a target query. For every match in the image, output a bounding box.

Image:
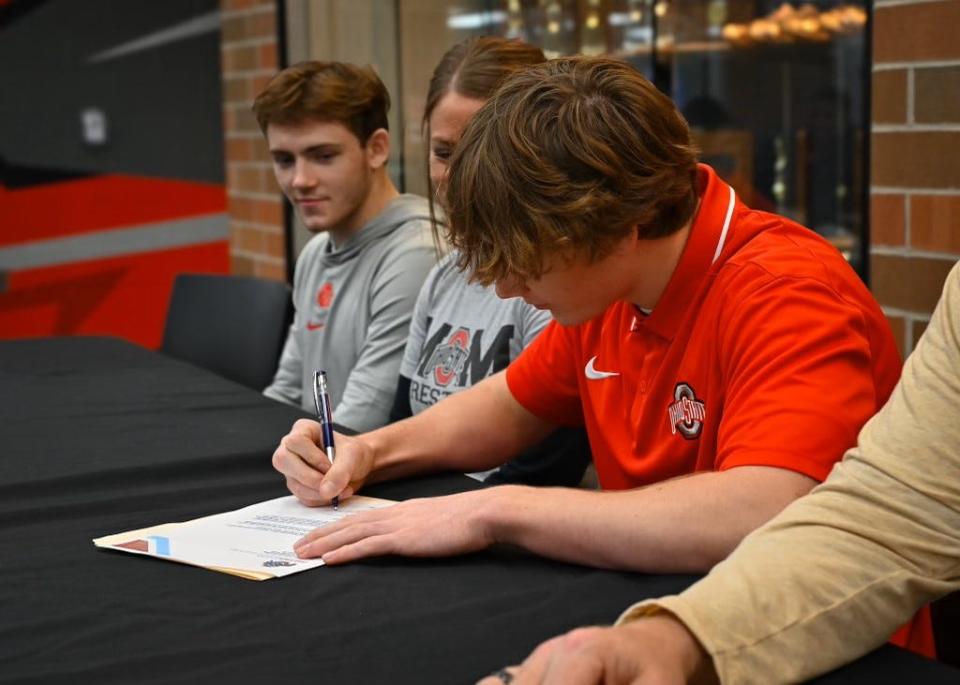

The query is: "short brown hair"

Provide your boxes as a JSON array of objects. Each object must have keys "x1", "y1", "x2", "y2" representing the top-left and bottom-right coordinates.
[
  {"x1": 445, "y1": 56, "x2": 700, "y2": 286},
  {"x1": 252, "y1": 61, "x2": 389, "y2": 143}
]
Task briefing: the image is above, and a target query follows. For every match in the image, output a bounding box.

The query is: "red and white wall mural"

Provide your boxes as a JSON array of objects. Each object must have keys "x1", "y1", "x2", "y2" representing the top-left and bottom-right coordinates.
[{"x1": 0, "y1": 0, "x2": 229, "y2": 348}]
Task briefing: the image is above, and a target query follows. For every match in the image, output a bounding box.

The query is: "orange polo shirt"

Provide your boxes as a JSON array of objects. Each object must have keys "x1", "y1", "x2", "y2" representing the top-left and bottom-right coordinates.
[{"x1": 506, "y1": 164, "x2": 933, "y2": 657}]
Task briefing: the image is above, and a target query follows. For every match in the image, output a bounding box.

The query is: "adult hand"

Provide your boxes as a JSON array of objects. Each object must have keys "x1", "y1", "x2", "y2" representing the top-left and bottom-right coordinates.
[
  {"x1": 475, "y1": 616, "x2": 717, "y2": 685},
  {"x1": 293, "y1": 489, "x2": 499, "y2": 564},
  {"x1": 271, "y1": 419, "x2": 375, "y2": 506}
]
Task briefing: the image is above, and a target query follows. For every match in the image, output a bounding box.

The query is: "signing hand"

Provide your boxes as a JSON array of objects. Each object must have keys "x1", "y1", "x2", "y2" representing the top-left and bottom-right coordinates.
[
  {"x1": 293, "y1": 489, "x2": 499, "y2": 564},
  {"x1": 475, "y1": 617, "x2": 717, "y2": 685},
  {"x1": 271, "y1": 419, "x2": 375, "y2": 506}
]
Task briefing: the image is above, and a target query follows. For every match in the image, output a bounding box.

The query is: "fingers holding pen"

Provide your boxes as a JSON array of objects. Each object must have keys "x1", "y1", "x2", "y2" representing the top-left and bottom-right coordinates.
[
  {"x1": 271, "y1": 419, "x2": 337, "y2": 506},
  {"x1": 316, "y1": 453, "x2": 357, "y2": 504},
  {"x1": 273, "y1": 420, "x2": 331, "y2": 474},
  {"x1": 315, "y1": 432, "x2": 374, "y2": 503},
  {"x1": 272, "y1": 417, "x2": 375, "y2": 507},
  {"x1": 285, "y1": 476, "x2": 333, "y2": 507}
]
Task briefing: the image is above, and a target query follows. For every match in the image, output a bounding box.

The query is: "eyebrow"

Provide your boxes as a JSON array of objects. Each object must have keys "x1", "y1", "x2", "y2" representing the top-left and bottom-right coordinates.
[
  {"x1": 305, "y1": 143, "x2": 341, "y2": 154},
  {"x1": 269, "y1": 143, "x2": 343, "y2": 155}
]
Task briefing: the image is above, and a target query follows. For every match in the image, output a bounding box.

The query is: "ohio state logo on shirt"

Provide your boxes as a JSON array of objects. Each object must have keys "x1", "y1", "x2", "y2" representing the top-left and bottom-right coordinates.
[
  {"x1": 668, "y1": 382, "x2": 706, "y2": 439},
  {"x1": 307, "y1": 282, "x2": 334, "y2": 331},
  {"x1": 425, "y1": 327, "x2": 471, "y2": 387},
  {"x1": 316, "y1": 282, "x2": 334, "y2": 308},
  {"x1": 414, "y1": 322, "x2": 514, "y2": 395}
]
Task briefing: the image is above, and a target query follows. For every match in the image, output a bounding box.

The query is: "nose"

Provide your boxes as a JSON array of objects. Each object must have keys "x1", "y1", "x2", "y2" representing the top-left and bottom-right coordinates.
[
  {"x1": 494, "y1": 274, "x2": 527, "y2": 300},
  {"x1": 291, "y1": 160, "x2": 315, "y2": 190}
]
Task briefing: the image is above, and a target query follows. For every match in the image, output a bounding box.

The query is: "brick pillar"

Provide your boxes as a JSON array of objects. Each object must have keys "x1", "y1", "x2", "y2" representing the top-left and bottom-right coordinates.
[
  {"x1": 220, "y1": 0, "x2": 287, "y2": 281},
  {"x1": 871, "y1": 0, "x2": 960, "y2": 356}
]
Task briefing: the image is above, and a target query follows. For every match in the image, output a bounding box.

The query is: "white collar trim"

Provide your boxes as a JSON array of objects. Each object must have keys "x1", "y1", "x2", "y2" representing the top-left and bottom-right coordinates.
[{"x1": 711, "y1": 184, "x2": 736, "y2": 265}]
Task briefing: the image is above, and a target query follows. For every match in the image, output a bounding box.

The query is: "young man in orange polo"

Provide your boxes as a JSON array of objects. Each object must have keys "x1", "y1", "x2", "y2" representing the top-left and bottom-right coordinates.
[{"x1": 271, "y1": 56, "x2": 931, "y2": 655}]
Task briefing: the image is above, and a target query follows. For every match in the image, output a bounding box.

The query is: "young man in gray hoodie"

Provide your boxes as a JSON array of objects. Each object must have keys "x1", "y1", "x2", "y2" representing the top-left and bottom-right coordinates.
[{"x1": 255, "y1": 61, "x2": 436, "y2": 431}]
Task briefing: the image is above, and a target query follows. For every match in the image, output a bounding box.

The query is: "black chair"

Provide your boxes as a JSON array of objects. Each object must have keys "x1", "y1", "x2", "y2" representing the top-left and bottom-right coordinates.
[{"x1": 161, "y1": 273, "x2": 292, "y2": 391}]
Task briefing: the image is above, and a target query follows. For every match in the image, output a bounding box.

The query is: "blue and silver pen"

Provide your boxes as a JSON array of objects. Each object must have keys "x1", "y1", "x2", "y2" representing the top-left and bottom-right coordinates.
[{"x1": 312, "y1": 370, "x2": 339, "y2": 510}]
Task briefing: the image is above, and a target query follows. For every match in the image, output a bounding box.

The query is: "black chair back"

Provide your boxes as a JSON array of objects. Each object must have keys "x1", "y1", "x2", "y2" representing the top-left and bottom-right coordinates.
[{"x1": 161, "y1": 273, "x2": 292, "y2": 391}]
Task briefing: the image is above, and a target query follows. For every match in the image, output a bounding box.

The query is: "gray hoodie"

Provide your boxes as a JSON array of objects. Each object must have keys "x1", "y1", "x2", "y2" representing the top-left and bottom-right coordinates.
[{"x1": 264, "y1": 194, "x2": 437, "y2": 431}]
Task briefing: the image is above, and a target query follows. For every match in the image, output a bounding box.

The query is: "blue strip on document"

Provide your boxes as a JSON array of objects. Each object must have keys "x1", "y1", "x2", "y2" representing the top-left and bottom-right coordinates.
[{"x1": 148, "y1": 536, "x2": 171, "y2": 556}]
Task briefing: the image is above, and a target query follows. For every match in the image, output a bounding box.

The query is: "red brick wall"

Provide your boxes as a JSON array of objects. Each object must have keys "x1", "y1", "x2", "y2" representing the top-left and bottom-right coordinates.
[
  {"x1": 872, "y1": 0, "x2": 960, "y2": 356},
  {"x1": 220, "y1": 0, "x2": 286, "y2": 281}
]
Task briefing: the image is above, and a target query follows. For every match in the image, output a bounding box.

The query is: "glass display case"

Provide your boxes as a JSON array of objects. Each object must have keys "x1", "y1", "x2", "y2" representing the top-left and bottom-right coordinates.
[
  {"x1": 662, "y1": 1, "x2": 869, "y2": 272},
  {"x1": 287, "y1": 0, "x2": 870, "y2": 275}
]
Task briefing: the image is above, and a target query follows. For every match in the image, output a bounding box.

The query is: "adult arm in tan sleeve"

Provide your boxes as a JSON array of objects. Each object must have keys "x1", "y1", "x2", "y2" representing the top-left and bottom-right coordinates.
[{"x1": 617, "y1": 260, "x2": 960, "y2": 683}]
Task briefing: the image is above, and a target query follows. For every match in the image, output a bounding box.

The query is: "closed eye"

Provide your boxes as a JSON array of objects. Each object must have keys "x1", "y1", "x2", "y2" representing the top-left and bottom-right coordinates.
[
  {"x1": 431, "y1": 145, "x2": 452, "y2": 162},
  {"x1": 271, "y1": 152, "x2": 294, "y2": 168},
  {"x1": 309, "y1": 150, "x2": 338, "y2": 164}
]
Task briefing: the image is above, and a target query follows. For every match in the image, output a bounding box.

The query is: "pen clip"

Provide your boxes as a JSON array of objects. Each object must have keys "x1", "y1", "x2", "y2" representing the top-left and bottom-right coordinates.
[{"x1": 312, "y1": 370, "x2": 323, "y2": 419}]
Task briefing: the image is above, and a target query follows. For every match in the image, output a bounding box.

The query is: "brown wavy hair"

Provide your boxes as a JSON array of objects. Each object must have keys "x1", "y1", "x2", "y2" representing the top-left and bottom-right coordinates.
[
  {"x1": 422, "y1": 37, "x2": 546, "y2": 244},
  {"x1": 252, "y1": 61, "x2": 389, "y2": 143},
  {"x1": 445, "y1": 56, "x2": 700, "y2": 286}
]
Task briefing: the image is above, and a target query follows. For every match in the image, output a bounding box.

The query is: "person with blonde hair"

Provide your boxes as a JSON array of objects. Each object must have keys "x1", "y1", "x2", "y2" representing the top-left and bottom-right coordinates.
[{"x1": 389, "y1": 36, "x2": 589, "y2": 487}]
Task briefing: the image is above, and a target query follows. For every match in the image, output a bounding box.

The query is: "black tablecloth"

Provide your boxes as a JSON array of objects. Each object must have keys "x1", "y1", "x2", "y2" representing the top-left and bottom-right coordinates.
[{"x1": 1, "y1": 337, "x2": 955, "y2": 684}]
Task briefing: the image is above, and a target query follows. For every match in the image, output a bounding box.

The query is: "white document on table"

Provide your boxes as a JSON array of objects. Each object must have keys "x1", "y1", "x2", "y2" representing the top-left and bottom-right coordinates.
[{"x1": 93, "y1": 495, "x2": 394, "y2": 580}]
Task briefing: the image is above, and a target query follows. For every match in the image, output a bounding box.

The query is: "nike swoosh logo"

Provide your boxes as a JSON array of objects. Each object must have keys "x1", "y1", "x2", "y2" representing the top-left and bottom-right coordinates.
[
  {"x1": 585, "y1": 356, "x2": 619, "y2": 380},
  {"x1": 306, "y1": 322, "x2": 324, "y2": 331}
]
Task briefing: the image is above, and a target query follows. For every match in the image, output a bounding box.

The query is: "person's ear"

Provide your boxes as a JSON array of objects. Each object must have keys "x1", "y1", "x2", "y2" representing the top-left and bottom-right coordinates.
[{"x1": 365, "y1": 128, "x2": 390, "y2": 170}]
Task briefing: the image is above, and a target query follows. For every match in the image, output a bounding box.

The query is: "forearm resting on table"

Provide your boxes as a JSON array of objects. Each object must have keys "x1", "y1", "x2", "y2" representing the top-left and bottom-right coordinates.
[
  {"x1": 485, "y1": 465, "x2": 816, "y2": 573},
  {"x1": 624, "y1": 412, "x2": 960, "y2": 682},
  {"x1": 623, "y1": 458, "x2": 960, "y2": 683},
  {"x1": 362, "y1": 371, "x2": 555, "y2": 484},
  {"x1": 618, "y1": 268, "x2": 960, "y2": 683}
]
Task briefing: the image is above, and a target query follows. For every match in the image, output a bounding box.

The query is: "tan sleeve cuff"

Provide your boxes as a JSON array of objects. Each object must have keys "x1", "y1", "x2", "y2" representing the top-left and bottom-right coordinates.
[
  {"x1": 616, "y1": 595, "x2": 709, "y2": 636},
  {"x1": 615, "y1": 598, "x2": 672, "y2": 625},
  {"x1": 616, "y1": 596, "x2": 730, "y2": 685}
]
